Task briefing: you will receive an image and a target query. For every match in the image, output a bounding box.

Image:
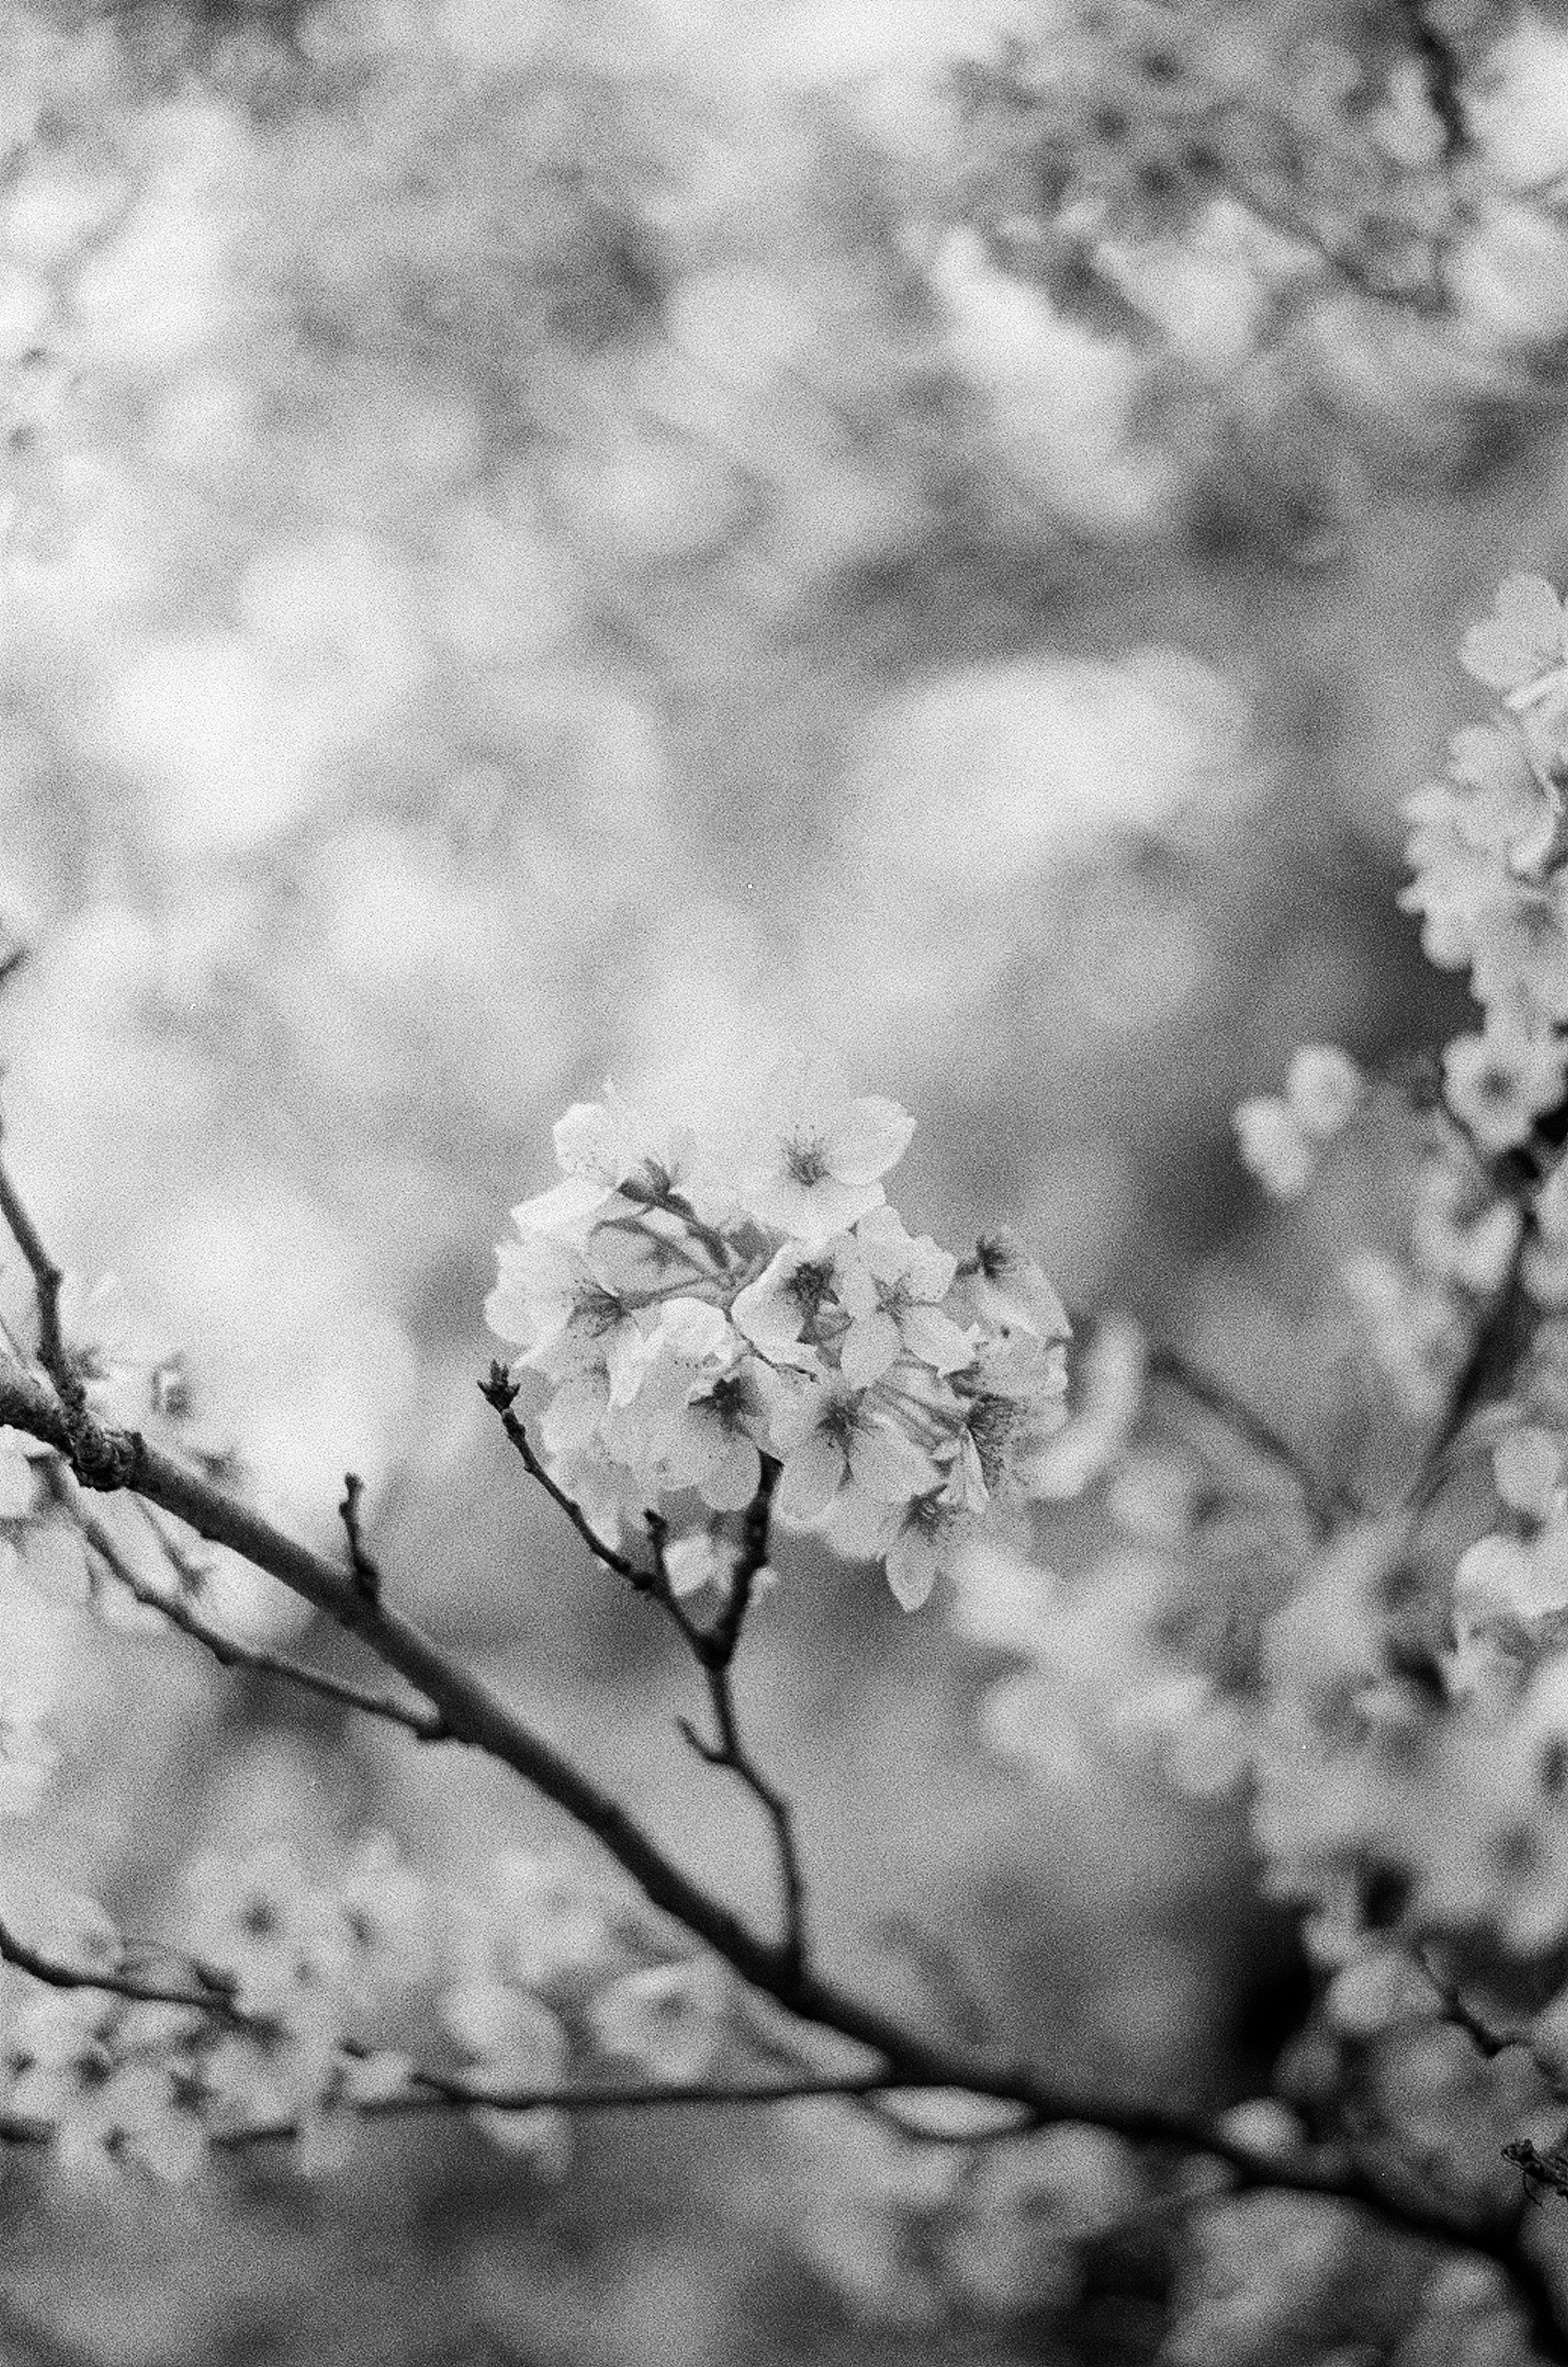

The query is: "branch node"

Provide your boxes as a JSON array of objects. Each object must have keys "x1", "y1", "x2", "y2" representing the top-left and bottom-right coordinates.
[
  {"x1": 71, "y1": 1424, "x2": 143, "y2": 1493},
  {"x1": 339, "y1": 1471, "x2": 381, "y2": 1607},
  {"x1": 676, "y1": 1714, "x2": 724, "y2": 1767}
]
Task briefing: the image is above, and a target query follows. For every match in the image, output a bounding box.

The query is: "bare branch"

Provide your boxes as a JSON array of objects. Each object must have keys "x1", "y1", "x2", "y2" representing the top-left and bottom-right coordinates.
[
  {"x1": 1388, "y1": 0, "x2": 1468, "y2": 162},
  {"x1": 0, "y1": 1133, "x2": 78, "y2": 1419},
  {"x1": 90, "y1": 1511, "x2": 449, "y2": 1742},
  {"x1": 679, "y1": 1657, "x2": 809, "y2": 1983},
  {"x1": 483, "y1": 1384, "x2": 806, "y2": 1962},
  {"x1": 480, "y1": 1364, "x2": 644, "y2": 1583},
  {"x1": 709, "y1": 1457, "x2": 777, "y2": 1668},
  {"x1": 0, "y1": 1914, "x2": 229, "y2": 2020},
  {"x1": 1144, "y1": 1341, "x2": 1351, "y2": 1534}
]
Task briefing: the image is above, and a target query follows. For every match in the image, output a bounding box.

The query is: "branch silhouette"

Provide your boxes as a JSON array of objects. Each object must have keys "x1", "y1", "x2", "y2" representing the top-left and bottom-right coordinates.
[{"x1": 0, "y1": 1146, "x2": 1561, "y2": 2355}]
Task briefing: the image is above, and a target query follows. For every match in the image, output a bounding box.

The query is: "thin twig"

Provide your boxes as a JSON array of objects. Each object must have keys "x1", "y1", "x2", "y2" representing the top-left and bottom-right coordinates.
[
  {"x1": 43, "y1": 1466, "x2": 450, "y2": 1743},
  {"x1": 1409, "y1": 1219, "x2": 1531, "y2": 1515},
  {"x1": 0, "y1": 1914, "x2": 231, "y2": 2019},
  {"x1": 676, "y1": 1462, "x2": 808, "y2": 1975},
  {"x1": 1145, "y1": 1342, "x2": 1350, "y2": 1534},
  {"x1": 480, "y1": 1366, "x2": 642, "y2": 1582},
  {"x1": 99, "y1": 1527, "x2": 449, "y2": 1741},
  {"x1": 339, "y1": 1472, "x2": 381, "y2": 1607},
  {"x1": 485, "y1": 1391, "x2": 805, "y2": 1965},
  {"x1": 641, "y1": 1508, "x2": 706, "y2": 1651},
  {"x1": 0, "y1": 1134, "x2": 78, "y2": 1418},
  {"x1": 1389, "y1": 0, "x2": 1468, "y2": 162},
  {"x1": 709, "y1": 1458, "x2": 777, "y2": 1669}
]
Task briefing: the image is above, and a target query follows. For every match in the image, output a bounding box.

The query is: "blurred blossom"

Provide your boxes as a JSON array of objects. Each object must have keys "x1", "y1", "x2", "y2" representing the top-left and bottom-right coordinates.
[{"x1": 843, "y1": 646, "x2": 1248, "y2": 892}]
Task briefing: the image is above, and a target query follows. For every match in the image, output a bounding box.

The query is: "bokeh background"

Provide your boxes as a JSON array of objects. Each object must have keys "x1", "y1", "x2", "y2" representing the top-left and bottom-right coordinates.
[{"x1": 3, "y1": 0, "x2": 1568, "y2": 2356}]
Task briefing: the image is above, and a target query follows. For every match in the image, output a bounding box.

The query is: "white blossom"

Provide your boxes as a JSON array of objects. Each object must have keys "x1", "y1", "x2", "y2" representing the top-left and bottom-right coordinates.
[{"x1": 733, "y1": 1057, "x2": 914, "y2": 1242}]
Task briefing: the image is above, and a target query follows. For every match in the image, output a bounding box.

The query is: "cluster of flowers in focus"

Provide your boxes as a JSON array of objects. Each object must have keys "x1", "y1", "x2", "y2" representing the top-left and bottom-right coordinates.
[{"x1": 485, "y1": 1061, "x2": 1071, "y2": 1609}]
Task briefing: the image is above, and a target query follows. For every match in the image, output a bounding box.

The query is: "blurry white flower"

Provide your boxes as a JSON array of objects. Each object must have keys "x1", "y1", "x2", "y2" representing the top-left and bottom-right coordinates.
[
  {"x1": 1233, "y1": 1094, "x2": 1315, "y2": 1198},
  {"x1": 1494, "y1": 1426, "x2": 1564, "y2": 1519},
  {"x1": 1461, "y1": 574, "x2": 1568, "y2": 696},
  {"x1": 1283, "y1": 1044, "x2": 1361, "y2": 1141},
  {"x1": 1443, "y1": 1020, "x2": 1564, "y2": 1152},
  {"x1": 589, "y1": 1959, "x2": 728, "y2": 2084}
]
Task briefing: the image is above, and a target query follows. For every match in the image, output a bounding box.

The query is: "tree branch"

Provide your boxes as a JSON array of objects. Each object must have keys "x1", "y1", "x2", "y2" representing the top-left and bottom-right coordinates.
[
  {"x1": 0, "y1": 1160, "x2": 1557, "y2": 2347},
  {"x1": 484, "y1": 1391, "x2": 807, "y2": 1970},
  {"x1": 672, "y1": 1461, "x2": 808, "y2": 1977},
  {"x1": 1389, "y1": 0, "x2": 1468, "y2": 162},
  {"x1": 5, "y1": 1352, "x2": 1557, "y2": 2331},
  {"x1": 1409, "y1": 1217, "x2": 1532, "y2": 1513},
  {"x1": 0, "y1": 1131, "x2": 78, "y2": 1419},
  {"x1": 0, "y1": 1913, "x2": 231, "y2": 2020},
  {"x1": 339, "y1": 1471, "x2": 381, "y2": 1607},
  {"x1": 1144, "y1": 1340, "x2": 1351, "y2": 1534},
  {"x1": 479, "y1": 1366, "x2": 644, "y2": 1583}
]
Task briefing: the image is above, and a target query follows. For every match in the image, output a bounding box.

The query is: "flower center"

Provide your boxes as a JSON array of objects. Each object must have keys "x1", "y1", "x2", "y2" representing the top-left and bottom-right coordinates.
[
  {"x1": 572, "y1": 1281, "x2": 628, "y2": 1335},
  {"x1": 785, "y1": 1259, "x2": 835, "y2": 1316},
  {"x1": 704, "y1": 1374, "x2": 749, "y2": 1433},
  {"x1": 903, "y1": 1490, "x2": 949, "y2": 1539},
  {"x1": 966, "y1": 1394, "x2": 1021, "y2": 1484},
  {"x1": 820, "y1": 1397, "x2": 861, "y2": 1450},
  {"x1": 784, "y1": 1135, "x2": 831, "y2": 1188}
]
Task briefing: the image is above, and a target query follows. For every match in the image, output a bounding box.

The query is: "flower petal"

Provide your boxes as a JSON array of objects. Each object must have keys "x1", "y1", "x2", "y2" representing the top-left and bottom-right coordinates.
[
  {"x1": 776, "y1": 1430, "x2": 844, "y2": 1524},
  {"x1": 823, "y1": 1095, "x2": 916, "y2": 1187},
  {"x1": 838, "y1": 1310, "x2": 900, "y2": 1388}
]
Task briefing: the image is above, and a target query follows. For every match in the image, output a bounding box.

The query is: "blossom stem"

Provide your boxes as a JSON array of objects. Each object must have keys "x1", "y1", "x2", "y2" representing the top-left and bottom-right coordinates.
[
  {"x1": 0, "y1": 1131, "x2": 80, "y2": 1423},
  {"x1": 479, "y1": 1366, "x2": 643, "y2": 1582},
  {"x1": 1409, "y1": 1215, "x2": 1532, "y2": 1512}
]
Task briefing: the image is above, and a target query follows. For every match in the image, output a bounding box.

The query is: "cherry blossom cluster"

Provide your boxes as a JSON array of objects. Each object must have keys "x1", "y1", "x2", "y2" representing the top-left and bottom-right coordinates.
[
  {"x1": 944, "y1": 579, "x2": 1568, "y2": 2296},
  {"x1": 1233, "y1": 1033, "x2": 1523, "y2": 1419},
  {"x1": 1336, "y1": 1107, "x2": 1523, "y2": 1423},
  {"x1": 0, "y1": 1841, "x2": 740, "y2": 2182},
  {"x1": 485, "y1": 1061, "x2": 1071, "y2": 1609},
  {"x1": 1233, "y1": 1041, "x2": 1363, "y2": 1201},
  {"x1": 1403, "y1": 573, "x2": 1568, "y2": 1157},
  {"x1": 777, "y1": 2101, "x2": 1143, "y2": 2326},
  {"x1": 952, "y1": 0, "x2": 1468, "y2": 325},
  {"x1": 1163, "y1": 2188, "x2": 1529, "y2": 2367}
]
